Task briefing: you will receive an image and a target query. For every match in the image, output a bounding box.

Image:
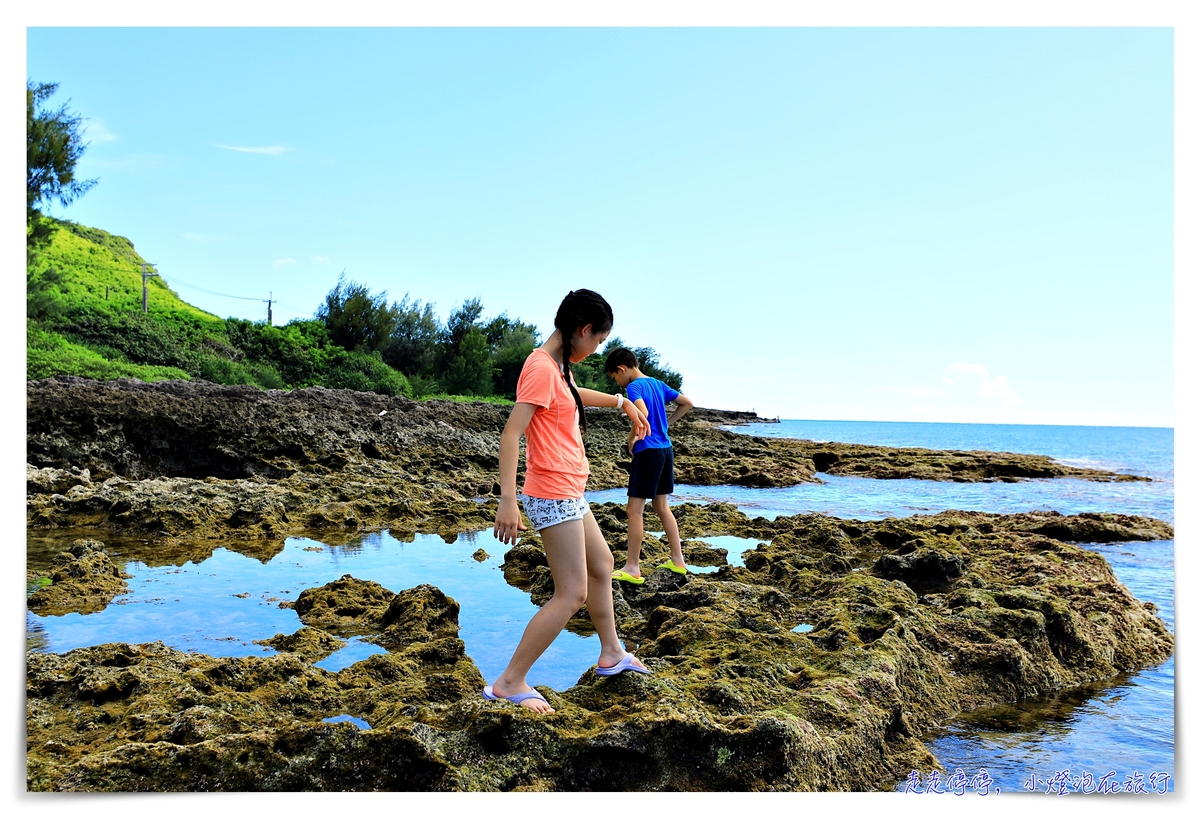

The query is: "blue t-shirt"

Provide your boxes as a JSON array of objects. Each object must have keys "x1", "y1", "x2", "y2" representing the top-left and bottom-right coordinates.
[{"x1": 625, "y1": 376, "x2": 681, "y2": 453}]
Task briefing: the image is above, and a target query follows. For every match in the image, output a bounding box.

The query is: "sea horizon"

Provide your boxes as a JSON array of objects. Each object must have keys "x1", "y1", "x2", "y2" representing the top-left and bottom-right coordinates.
[{"x1": 741, "y1": 416, "x2": 1174, "y2": 432}]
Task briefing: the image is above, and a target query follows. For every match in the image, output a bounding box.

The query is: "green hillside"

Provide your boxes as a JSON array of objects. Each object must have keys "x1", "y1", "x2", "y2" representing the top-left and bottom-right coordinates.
[
  {"x1": 26, "y1": 217, "x2": 683, "y2": 401},
  {"x1": 26, "y1": 218, "x2": 411, "y2": 395}
]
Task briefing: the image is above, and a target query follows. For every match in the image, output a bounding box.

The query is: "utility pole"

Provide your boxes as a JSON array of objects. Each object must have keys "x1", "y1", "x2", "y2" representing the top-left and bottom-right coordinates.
[
  {"x1": 141, "y1": 263, "x2": 159, "y2": 314},
  {"x1": 263, "y1": 292, "x2": 273, "y2": 326}
]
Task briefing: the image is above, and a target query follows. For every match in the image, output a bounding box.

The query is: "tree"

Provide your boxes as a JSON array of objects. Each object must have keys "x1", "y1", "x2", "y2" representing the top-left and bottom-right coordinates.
[
  {"x1": 442, "y1": 326, "x2": 494, "y2": 396},
  {"x1": 574, "y1": 337, "x2": 684, "y2": 394},
  {"x1": 27, "y1": 81, "x2": 97, "y2": 252},
  {"x1": 492, "y1": 324, "x2": 538, "y2": 399},
  {"x1": 626, "y1": 342, "x2": 683, "y2": 391},
  {"x1": 316, "y1": 274, "x2": 398, "y2": 353},
  {"x1": 438, "y1": 297, "x2": 484, "y2": 370},
  {"x1": 383, "y1": 294, "x2": 442, "y2": 377}
]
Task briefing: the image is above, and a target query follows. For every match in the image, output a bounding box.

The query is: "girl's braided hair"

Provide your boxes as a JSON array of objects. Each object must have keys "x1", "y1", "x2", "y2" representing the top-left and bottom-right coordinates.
[{"x1": 554, "y1": 289, "x2": 613, "y2": 435}]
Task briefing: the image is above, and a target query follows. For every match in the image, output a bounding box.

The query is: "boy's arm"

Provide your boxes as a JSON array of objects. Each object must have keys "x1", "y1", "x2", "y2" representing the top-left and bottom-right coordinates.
[{"x1": 666, "y1": 393, "x2": 694, "y2": 427}]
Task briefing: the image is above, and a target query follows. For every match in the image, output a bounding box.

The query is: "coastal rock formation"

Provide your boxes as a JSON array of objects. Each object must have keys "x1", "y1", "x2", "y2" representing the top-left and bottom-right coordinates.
[
  {"x1": 255, "y1": 628, "x2": 346, "y2": 663},
  {"x1": 26, "y1": 539, "x2": 131, "y2": 616},
  {"x1": 27, "y1": 378, "x2": 1146, "y2": 539},
  {"x1": 25, "y1": 378, "x2": 1172, "y2": 791},
  {"x1": 26, "y1": 506, "x2": 1173, "y2": 791}
]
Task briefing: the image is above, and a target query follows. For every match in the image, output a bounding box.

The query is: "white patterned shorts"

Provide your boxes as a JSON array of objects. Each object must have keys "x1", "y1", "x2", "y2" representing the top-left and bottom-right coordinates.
[{"x1": 519, "y1": 495, "x2": 590, "y2": 531}]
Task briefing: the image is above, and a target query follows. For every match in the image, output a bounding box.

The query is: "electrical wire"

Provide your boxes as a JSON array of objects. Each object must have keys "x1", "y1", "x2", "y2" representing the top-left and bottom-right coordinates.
[
  {"x1": 161, "y1": 274, "x2": 317, "y2": 319},
  {"x1": 162, "y1": 274, "x2": 266, "y2": 302}
]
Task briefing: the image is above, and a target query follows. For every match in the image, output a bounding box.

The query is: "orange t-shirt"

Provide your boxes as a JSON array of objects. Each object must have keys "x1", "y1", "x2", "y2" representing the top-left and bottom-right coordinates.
[{"x1": 516, "y1": 348, "x2": 589, "y2": 499}]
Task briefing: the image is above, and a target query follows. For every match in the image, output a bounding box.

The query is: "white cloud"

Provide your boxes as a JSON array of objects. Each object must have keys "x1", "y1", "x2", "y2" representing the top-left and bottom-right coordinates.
[
  {"x1": 311, "y1": 256, "x2": 331, "y2": 264},
  {"x1": 272, "y1": 257, "x2": 297, "y2": 268},
  {"x1": 979, "y1": 374, "x2": 1018, "y2": 408},
  {"x1": 82, "y1": 119, "x2": 116, "y2": 143},
  {"x1": 942, "y1": 361, "x2": 990, "y2": 383},
  {"x1": 940, "y1": 361, "x2": 1019, "y2": 411},
  {"x1": 212, "y1": 144, "x2": 290, "y2": 155}
]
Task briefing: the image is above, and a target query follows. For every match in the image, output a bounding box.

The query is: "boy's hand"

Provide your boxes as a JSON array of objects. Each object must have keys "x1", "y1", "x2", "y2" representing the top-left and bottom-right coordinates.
[{"x1": 494, "y1": 497, "x2": 527, "y2": 545}]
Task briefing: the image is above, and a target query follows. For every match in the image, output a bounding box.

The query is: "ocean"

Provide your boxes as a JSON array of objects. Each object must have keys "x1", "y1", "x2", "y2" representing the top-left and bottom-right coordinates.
[
  {"x1": 723, "y1": 420, "x2": 1176, "y2": 795},
  {"x1": 26, "y1": 419, "x2": 1174, "y2": 793}
]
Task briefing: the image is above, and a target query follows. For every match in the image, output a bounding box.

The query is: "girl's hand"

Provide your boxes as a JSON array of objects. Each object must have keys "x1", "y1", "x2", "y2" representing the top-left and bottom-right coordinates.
[
  {"x1": 494, "y1": 497, "x2": 527, "y2": 546},
  {"x1": 624, "y1": 403, "x2": 651, "y2": 440}
]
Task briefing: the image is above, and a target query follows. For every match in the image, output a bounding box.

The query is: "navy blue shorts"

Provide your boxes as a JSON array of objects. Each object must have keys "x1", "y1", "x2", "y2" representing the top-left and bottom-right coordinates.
[{"x1": 628, "y1": 446, "x2": 675, "y2": 499}]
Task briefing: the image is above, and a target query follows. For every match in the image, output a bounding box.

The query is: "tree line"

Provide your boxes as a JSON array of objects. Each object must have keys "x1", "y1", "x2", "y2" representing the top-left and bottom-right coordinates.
[
  {"x1": 26, "y1": 78, "x2": 684, "y2": 399},
  {"x1": 311, "y1": 274, "x2": 682, "y2": 399}
]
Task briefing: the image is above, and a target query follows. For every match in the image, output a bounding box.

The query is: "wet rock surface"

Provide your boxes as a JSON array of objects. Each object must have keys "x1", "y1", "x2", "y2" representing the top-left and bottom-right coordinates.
[
  {"x1": 27, "y1": 378, "x2": 1143, "y2": 539},
  {"x1": 27, "y1": 503, "x2": 1173, "y2": 792},
  {"x1": 27, "y1": 539, "x2": 132, "y2": 616},
  {"x1": 25, "y1": 378, "x2": 1172, "y2": 791}
]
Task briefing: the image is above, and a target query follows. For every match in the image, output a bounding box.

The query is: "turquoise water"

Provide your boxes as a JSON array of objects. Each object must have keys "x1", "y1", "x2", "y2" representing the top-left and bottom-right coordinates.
[
  {"x1": 721, "y1": 420, "x2": 1174, "y2": 795},
  {"x1": 28, "y1": 530, "x2": 608, "y2": 691},
  {"x1": 26, "y1": 420, "x2": 1174, "y2": 792}
]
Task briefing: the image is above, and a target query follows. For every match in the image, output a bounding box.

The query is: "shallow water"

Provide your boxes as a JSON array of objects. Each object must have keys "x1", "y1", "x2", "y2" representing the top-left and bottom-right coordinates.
[
  {"x1": 28, "y1": 530, "x2": 608, "y2": 692},
  {"x1": 26, "y1": 419, "x2": 1174, "y2": 792},
  {"x1": 722, "y1": 420, "x2": 1175, "y2": 795}
]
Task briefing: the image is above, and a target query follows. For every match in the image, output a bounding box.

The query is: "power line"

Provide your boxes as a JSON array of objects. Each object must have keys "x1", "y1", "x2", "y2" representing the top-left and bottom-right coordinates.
[
  {"x1": 163, "y1": 274, "x2": 265, "y2": 302},
  {"x1": 275, "y1": 299, "x2": 315, "y2": 315},
  {"x1": 159, "y1": 273, "x2": 317, "y2": 321}
]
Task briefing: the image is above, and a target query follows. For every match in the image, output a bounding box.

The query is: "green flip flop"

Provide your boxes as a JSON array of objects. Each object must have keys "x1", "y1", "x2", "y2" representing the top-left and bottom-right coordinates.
[
  {"x1": 612, "y1": 569, "x2": 646, "y2": 585},
  {"x1": 656, "y1": 562, "x2": 688, "y2": 575}
]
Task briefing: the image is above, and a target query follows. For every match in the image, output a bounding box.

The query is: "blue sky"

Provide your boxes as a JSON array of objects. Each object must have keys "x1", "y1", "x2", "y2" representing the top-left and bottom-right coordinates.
[{"x1": 21, "y1": 24, "x2": 1176, "y2": 426}]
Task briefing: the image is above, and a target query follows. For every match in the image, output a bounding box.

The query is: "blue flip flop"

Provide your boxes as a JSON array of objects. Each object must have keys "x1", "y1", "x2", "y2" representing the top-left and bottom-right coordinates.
[
  {"x1": 482, "y1": 684, "x2": 550, "y2": 706},
  {"x1": 595, "y1": 653, "x2": 651, "y2": 676}
]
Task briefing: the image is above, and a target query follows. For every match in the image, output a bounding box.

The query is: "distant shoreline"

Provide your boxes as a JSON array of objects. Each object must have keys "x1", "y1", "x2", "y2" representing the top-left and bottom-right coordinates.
[{"x1": 687, "y1": 407, "x2": 781, "y2": 426}]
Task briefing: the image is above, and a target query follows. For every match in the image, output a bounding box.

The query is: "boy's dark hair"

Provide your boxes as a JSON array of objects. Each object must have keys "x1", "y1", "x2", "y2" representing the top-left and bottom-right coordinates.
[
  {"x1": 555, "y1": 289, "x2": 613, "y2": 434},
  {"x1": 604, "y1": 347, "x2": 638, "y2": 374}
]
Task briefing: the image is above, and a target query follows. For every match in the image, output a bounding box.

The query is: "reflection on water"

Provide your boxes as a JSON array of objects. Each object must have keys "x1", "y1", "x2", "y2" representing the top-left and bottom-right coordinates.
[
  {"x1": 589, "y1": 475, "x2": 1173, "y2": 526},
  {"x1": 314, "y1": 636, "x2": 389, "y2": 672},
  {"x1": 27, "y1": 530, "x2": 606, "y2": 692},
  {"x1": 908, "y1": 538, "x2": 1175, "y2": 794}
]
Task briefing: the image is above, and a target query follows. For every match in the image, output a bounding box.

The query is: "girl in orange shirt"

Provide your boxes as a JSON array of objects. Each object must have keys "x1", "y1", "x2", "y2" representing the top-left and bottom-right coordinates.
[{"x1": 486, "y1": 289, "x2": 652, "y2": 713}]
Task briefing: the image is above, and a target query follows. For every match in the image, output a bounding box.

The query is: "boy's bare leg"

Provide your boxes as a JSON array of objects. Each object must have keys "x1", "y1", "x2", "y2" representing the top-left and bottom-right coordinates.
[
  {"x1": 490, "y1": 518, "x2": 589, "y2": 713},
  {"x1": 622, "y1": 497, "x2": 647, "y2": 576},
  {"x1": 653, "y1": 494, "x2": 686, "y2": 569}
]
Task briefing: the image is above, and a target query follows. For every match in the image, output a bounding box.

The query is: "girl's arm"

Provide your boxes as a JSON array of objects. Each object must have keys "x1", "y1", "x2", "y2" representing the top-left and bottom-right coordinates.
[
  {"x1": 576, "y1": 387, "x2": 651, "y2": 439},
  {"x1": 495, "y1": 402, "x2": 537, "y2": 545}
]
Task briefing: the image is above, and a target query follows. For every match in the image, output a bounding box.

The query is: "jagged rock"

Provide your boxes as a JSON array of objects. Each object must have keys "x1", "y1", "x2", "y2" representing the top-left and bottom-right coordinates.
[
  {"x1": 26, "y1": 379, "x2": 1146, "y2": 539},
  {"x1": 23, "y1": 379, "x2": 1173, "y2": 791},
  {"x1": 255, "y1": 628, "x2": 346, "y2": 662},
  {"x1": 27, "y1": 539, "x2": 131, "y2": 615},
  {"x1": 290, "y1": 575, "x2": 396, "y2": 635}
]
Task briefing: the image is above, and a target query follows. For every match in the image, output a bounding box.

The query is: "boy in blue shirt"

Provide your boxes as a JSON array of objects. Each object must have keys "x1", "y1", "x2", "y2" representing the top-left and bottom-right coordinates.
[{"x1": 604, "y1": 348, "x2": 694, "y2": 583}]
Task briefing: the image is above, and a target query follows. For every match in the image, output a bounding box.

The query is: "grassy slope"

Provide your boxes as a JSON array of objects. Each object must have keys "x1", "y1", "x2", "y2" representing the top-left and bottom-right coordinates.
[
  {"x1": 26, "y1": 219, "x2": 413, "y2": 398},
  {"x1": 28, "y1": 220, "x2": 225, "y2": 382},
  {"x1": 31, "y1": 220, "x2": 221, "y2": 321}
]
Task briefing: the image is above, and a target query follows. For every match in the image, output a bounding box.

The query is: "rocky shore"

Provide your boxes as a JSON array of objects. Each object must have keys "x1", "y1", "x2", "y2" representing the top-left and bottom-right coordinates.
[
  {"x1": 27, "y1": 378, "x2": 1146, "y2": 541},
  {"x1": 25, "y1": 377, "x2": 1174, "y2": 791}
]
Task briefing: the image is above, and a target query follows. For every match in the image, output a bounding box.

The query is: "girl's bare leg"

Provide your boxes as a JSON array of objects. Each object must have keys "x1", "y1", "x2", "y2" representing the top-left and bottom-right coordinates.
[
  {"x1": 653, "y1": 495, "x2": 686, "y2": 569},
  {"x1": 490, "y1": 518, "x2": 589, "y2": 713},
  {"x1": 621, "y1": 497, "x2": 647, "y2": 576},
  {"x1": 583, "y1": 511, "x2": 648, "y2": 672}
]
